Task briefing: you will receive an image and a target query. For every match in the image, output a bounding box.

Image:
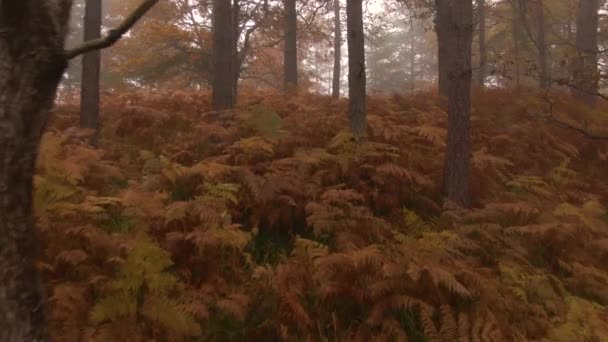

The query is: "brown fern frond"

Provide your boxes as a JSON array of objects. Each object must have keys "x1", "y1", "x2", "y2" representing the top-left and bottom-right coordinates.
[
  {"x1": 438, "y1": 305, "x2": 458, "y2": 340},
  {"x1": 215, "y1": 293, "x2": 250, "y2": 322}
]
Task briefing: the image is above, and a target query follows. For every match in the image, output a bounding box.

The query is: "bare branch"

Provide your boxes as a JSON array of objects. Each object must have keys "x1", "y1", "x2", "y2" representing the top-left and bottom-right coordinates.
[{"x1": 64, "y1": 0, "x2": 159, "y2": 60}]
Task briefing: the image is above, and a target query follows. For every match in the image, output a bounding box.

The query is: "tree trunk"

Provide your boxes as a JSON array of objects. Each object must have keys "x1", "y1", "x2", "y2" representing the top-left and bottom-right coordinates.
[
  {"x1": 436, "y1": 0, "x2": 473, "y2": 208},
  {"x1": 212, "y1": 0, "x2": 235, "y2": 110},
  {"x1": 435, "y1": 14, "x2": 450, "y2": 96},
  {"x1": 0, "y1": 2, "x2": 73, "y2": 340},
  {"x1": 346, "y1": 0, "x2": 367, "y2": 142},
  {"x1": 512, "y1": 0, "x2": 521, "y2": 89},
  {"x1": 477, "y1": 0, "x2": 486, "y2": 87},
  {"x1": 80, "y1": 0, "x2": 102, "y2": 145},
  {"x1": 332, "y1": 0, "x2": 341, "y2": 98},
  {"x1": 232, "y1": 0, "x2": 240, "y2": 101},
  {"x1": 410, "y1": 29, "x2": 417, "y2": 92},
  {"x1": 535, "y1": 0, "x2": 550, "y2": 89},
  {"x1": 573, "y1": 0, "x2": 599, "y2": 105},
  {"x1": 283, "y1": 0, "x2": 298, "y2": 91}
]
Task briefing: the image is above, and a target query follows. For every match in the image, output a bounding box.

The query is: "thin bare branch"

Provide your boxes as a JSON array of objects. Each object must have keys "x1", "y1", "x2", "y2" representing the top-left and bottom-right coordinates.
[{"x1": 64, "y1": 0, "x2": 159, "y2": 60}]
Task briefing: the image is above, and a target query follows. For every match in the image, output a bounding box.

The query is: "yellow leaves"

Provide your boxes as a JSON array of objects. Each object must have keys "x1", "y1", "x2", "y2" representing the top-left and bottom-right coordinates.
[
  {"x1": 402, "y1": 208, "x2": 440, "y2": 237},
  {"x1": 226, "y1": 136, "x2": 276, "y2": 164},
  {"x1": 240, "y1": 105, "x2": 284, "y2": 138},
  {"x1": 549, "y1": 158, "x2": 578, "y2": 186},
  {"x1": 465, "y1": 201, "x2": 540, "y2": 227},
  {"x1": 91, "y1": 236, "x2": 201, "y2": 338},
  {"x1": 507, "y1": 175, "x2": 552, "y2": 198},
  {"x1": 292, "y1": 148, "x2": 336, "y2": 168},
  {"x1": 38, "y1": 131, "x2": 106, "y2": 186},
  {"x1": 327, "y1": 130, "x2": 355, "y2": 152},
  {"x1": 204, "y1": 182, "x2": 240, "y2": 205},
  {"x1": 553, "y1": 200, "x2": 607, "y2": 231},
  {"x1": 292, "y1": 237, "x2": 329, "y2": 261},
  {"x1": 546, "y1": 296, "x2": 608, "y2": 342},
  {"x1": 472, "y1": 147, "x2": 513, "y2": 182}
]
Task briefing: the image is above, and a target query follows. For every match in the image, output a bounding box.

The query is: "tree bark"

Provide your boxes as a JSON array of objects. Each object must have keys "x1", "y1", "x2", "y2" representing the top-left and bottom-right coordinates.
[
  {"x1": 511, "y1": 0, "x2": 521, "y2": 88},
  {"x1": 410, "y1": 34, "x2": 417, "y2": 92},
  {"x1": 0, "y1": 2, "x2": 73, "y2": 340},
  {"x1": 346, "y1": 0, "x2": 367, "y2": 142},
  {"x1": 536, "y1": 1, "x2": 550, "y2": 89},
  {"x1": 1, "y1": 1, "x2": 158, "y2": 339},
  {"x1": 212, "y1": 0, "x2": 235, "y2": 110},
  {"x1": 436, "y1": 0, "x2": 473, "y2": 208},
  {"x1": 232, "y1": 0, "x2": 240, "y2": 100},
  {"x1": 573, "y1": 0, "x2": 599, "y2": 105},
  {"x1": 477, "y1": 0, "x2": 486, "y2": 87},
  {"x1": 435, "y1": 14, "x2": 450, "y2": 96},
  {"x1": 283, "y1": 0, "x2": 298, "y2": 91},
  {"x1": 80, "y1": 0, "x2": 102, "y2": 145},
  {"x1": 332, "y1": 0, "x2": 341, "y2": 98}
]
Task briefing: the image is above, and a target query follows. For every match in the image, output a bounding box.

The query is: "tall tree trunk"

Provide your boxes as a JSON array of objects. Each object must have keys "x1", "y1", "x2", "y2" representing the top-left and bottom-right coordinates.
[
  {"x1": 573, "y1": 0, "x2": 599, "y2": 105},
  {"x1": 0, "y1": 2, "x2": 73, "y2": 340},
  {"x1": 512, "y1": 0, "x2": 521, "y2": 88},
  {"x1": 410, "y1": 34, "x2": 417, "y2": 92},
  {"x1": 212, "y1": 0, "x2": 235, "y2": 110},
  {"x1": 232, "y1": 0, "x2": 240, "y2": 101},
  {"x1": 477, "y1": 0, "x2": 486, "y2": 87},
  {"x1": 436, "y1": 0, "x2": 474, "y2": 208},
  {"x1": 435, "y1": 15, "x2": 450, "y2": 96},
  {"x1": 346, "y1": 0, "x2": 367, "y2": 141},
  {"x1": 283, "y1": 0, "x2": 298, "y2": 91},
  {"x1": 80, "y1": 0, "x2": 102, "y2": 145},
  {"x1": 332, "y1": 0, "x2": 341, "y2": 98},
  {"x1": 535, "y1": 0, "x2": 550, "y2": 89}
]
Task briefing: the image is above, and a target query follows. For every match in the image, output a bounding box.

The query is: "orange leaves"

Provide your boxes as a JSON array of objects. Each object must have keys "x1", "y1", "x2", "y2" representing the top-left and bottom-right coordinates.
[{"x1": 42, "y1": 89, "x2": 608, "y2": 341}]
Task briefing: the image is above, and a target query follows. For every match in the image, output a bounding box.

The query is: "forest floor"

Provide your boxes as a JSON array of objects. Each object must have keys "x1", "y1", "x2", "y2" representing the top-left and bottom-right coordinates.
[{"x1": 40, "y1": 88, "x2": 608, "y2": 341}]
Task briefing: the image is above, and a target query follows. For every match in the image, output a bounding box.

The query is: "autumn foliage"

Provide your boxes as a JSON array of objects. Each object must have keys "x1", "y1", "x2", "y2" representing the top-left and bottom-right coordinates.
[{"x1": 39, "y1": 89, "x2": 608, "y2": 341}]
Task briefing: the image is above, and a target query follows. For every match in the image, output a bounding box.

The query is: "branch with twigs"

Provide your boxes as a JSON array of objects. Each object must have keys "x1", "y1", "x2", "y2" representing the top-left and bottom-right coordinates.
[
  {"x1": 64, "y1": 0, "x2": 160, "y2": 60},
  {"x1": 538, "y1": 88, "x2": 608, "y2": 140}
]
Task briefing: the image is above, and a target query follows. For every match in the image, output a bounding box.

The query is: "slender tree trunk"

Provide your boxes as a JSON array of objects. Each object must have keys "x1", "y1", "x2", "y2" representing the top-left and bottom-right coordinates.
[
  {"x1": 0, "y1": 2, "x2": 73, "y2": 340},
  {"x1": 573, "y1": 0, "x2": 599, "y2": 105},
  {"x1": 512, "y1": 0, "x2": 521, "y2": 88},
  {"x1": 436, "y1": 0, "x2": 474, "y2": 208},
  {"x1": 212, "y1": 0, "x2": 235, "y2": 110},
  {"x1": 332, "y1": 0, "x2": 341, "y2": 98},
  {"x1": 410, "y1": 34, "x2": 417, "y2": 92},
  {"x1": 346, "y1": 0, "x2": 367, "y2": 142},
  {"x1": 535, "y1": 0, "x2": 550, "y2": 89},
  {"x1": 80, "y1": 0, "x2": 102, "y2": 145},
  {"x1": 478, "y1": 0, "x2": 487, "y2": 87},
  {"x1": 283, "y1": 0, "x2": 298, "y2": 91},
  {"x1": 232, "y1": 0, "x2": 240, "y2": 100}
]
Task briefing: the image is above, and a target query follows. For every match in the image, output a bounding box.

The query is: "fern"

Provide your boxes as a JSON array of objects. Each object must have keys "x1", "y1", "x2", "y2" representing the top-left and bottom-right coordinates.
[
  {"x1": 91, "y1": 236, "x2": 201, "y2": 338},
  {"x1": 507, "y1": 175, "x2": 552, "y2": 198},
  {"x1": 204, "y1": 182, "x2": 240, "y2": 205},
  {"x1": 402, "y1": 208, "x2": 441, "y2": 237}
]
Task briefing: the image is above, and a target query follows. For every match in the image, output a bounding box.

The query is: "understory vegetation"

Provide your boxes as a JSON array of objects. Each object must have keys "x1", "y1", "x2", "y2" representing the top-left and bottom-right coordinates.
[{"x1": 40, "y1": 88, "x2": 608, "y2": 341}]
